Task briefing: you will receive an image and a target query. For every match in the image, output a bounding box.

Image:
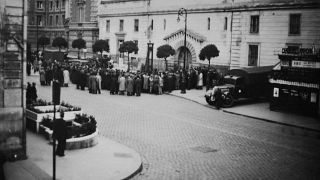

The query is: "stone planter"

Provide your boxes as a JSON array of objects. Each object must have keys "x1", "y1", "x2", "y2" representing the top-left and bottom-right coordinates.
[
  {"x1": 26, "y1": 105, "x2": 82, "y2": 133},
  {"x1": 39, "y1": 125, "x2": 98, "y2": 150}
]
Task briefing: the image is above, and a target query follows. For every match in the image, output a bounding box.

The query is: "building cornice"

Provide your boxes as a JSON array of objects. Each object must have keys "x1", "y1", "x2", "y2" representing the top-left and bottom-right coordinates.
[{"x1": 98, "y1": 1, "x2": 320, "y2": 18}]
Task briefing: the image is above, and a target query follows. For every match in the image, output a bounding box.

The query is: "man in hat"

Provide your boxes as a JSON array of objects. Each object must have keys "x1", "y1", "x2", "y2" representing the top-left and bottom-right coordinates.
[{"x1": 53, "y1": 111, "x2": 68, "y2": 157}]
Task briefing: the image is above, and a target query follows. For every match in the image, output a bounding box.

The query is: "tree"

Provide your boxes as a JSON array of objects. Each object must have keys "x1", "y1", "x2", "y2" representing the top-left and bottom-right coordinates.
[
  {"x1": 199, "y1": 44, "x2": 219, "y2": 67},
  {"x1": 38, "y1": 36, "x2": 50, "y2": 52},
  {"x1": 156, "y1": 44, "x2": 175, "y2": 71},
  {"x1": 52, "y1": 37, "x2": 68, "y2": 52},
  {"x1": 92, "y1": 39, "x2": 110, "y2": 57},
  {"x1": 119, "y1": 41, "x2": 138, "y2": 71},
  {"x1": 72, "y1": 38, "x2": 86, "y2": 59}
]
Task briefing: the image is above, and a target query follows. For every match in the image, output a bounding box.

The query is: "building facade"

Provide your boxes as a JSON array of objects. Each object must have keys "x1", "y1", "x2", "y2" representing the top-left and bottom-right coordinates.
[
  {"x1": 66, "y1": 0, "x2": 99, "y2": 58},
  {"x1": 0, "y1": 0, "x2": 27, "y2": 160},
  {"x1": 98, "y1": 0, "x2": 320, "y2": 70},
  {"x1": 27, "y1": 0, "x2": 99, "y2": 58},
  {"x1": 27, "y1": 0, "x2": 67, "y2": 51}
]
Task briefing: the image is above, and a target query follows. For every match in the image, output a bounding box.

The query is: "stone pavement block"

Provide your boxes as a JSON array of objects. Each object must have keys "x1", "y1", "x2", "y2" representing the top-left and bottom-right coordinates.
[{"x1": 4, "y1": 89, "x2": 22, "y2": 107}]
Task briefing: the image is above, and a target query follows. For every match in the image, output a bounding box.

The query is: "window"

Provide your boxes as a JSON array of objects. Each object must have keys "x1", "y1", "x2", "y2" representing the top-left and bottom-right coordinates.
[
  {"x1": 119, "y1": 19, "x2": 124, "y2": 32},
  {"x1": 134, "y1": 40, "x2": 138, "y2": 54},
  {"x1": 248, "y1": 44, "x2": 259, "y2": 66},
  {"x1": 286, "y1": 43, "x2": 301, "y2": 54},
  {"x1": 289, "y1": 14, "x2": 301, "y2": 35},
  {"x1": 49, "y1": 16, "x2": 53, "y2": 26},
  {"x1": 62, "y1": 0, "x2": 65, "y2": 9},
  {"x1": 56, "y1": 15, "x2": 59, "y2": 26},
  {"x1": 151, "y1": 19, "x2": 153, "y2": 30},
  {"x1": 134, "y1": 19, "x2": 139, "y2": 32},
  {"x1": 56, "y1": 0, "x2": 60, "y2": 10},
  {"x1": 163, "y1": 19, "x2": 166, "y2": 30},
  {"x1": 250, "y1": 15, "x2": 259, "y2": 33},
  {"x1": 62, "y1": 15, "x2": 65, "y2": 25},
  {"x1": 106, "y1": 20, "x2": 110, "y2": 32},
  {"x1": 49, "y1": 1, "x2": 53, "y2": 10},
  {"x1": 224, "y1": 17, "x2": 228, "y2": 30},
  {"x1": 208, "y1": 18, "x2": 211, "y2": 30},
  {"x1": 37, "y1": 15, "x2": 42, "y2": 26},
  {"x1": 30, "y1": 17, "x2": 34, "y2": 25},
  {"x1": 36, "y1": 1, "x2": 43, "y2": 9}
]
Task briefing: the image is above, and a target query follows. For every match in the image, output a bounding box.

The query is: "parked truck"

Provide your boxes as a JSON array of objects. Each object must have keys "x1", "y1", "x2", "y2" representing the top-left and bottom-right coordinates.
[{"x1": 205, "y1": 66, "x2": 274, "y2": 108}]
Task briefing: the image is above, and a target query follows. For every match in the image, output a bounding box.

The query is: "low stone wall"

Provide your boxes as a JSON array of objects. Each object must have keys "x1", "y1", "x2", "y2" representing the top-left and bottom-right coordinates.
[
  {"x1": 66, "y1": 130, "x2": 99, "y2": 150},
  {"x1": 39, "y1": 125, "x2": 99, "y2": 150}
]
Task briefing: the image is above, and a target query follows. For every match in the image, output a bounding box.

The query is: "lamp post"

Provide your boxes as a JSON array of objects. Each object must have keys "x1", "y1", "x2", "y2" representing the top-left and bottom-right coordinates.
[
  {"x1": 36, "y1": 16, "x2": 39, "y2": 60},
  {"x1": 177, "y1": 8, "x2": 187, "y2": 94},
  {"x1": 177, "y1": 8, "x2": 187, "y2": 70}
]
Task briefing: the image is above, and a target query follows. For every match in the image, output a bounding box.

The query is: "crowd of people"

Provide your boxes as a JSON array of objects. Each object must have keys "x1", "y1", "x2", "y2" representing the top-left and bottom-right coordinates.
[{"x1": 27, "y1": 56, "x2": 224, "y2": 97}]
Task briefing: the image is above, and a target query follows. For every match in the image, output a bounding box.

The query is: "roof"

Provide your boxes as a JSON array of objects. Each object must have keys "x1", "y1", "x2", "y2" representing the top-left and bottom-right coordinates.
[{"x1": 227, "y1": 66, "x2": 274, "y2": 84}]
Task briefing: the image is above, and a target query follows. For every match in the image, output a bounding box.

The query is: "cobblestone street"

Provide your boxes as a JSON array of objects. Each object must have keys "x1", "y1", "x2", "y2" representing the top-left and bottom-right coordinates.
[{"x1": 29, "y1": 75, "x2": 320, "y2": 180}]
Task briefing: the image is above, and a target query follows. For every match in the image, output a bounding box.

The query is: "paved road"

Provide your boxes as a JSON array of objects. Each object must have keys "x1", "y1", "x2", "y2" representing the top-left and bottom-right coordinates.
[{"x1": 28, "y1": 75, "x2": 320, "y2": 180}]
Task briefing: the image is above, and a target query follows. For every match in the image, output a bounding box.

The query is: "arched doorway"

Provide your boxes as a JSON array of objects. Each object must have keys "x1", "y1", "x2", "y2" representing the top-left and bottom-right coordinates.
[{"x1": 176, "y1": 46, "x2": 192, "y2": 70}]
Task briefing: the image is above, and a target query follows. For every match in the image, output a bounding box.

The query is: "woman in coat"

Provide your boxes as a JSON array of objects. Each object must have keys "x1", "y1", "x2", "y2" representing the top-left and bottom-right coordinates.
[
  {"x1": 96, "y1": 70, "x2": 102, "y2": 94},
  {"x1": 63, "y1": 68, "x2": 70, "y2": 87},
  {"x1": 197, "y1": 71, "x2": 203, "y2": 89},
  {"x1": 118, "y1": 74, "x2": 126, "y2": 95},
  {"x1": 126, "y1": 75, "x2": 134, "y2": 96}
]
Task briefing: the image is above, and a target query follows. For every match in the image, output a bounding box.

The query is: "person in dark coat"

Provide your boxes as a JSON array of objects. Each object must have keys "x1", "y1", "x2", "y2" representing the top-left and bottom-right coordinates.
[
  {"x1": 214, "y1": 88, "x2": 223, "y2": 110},
  {"x1": 80, "y1": 69, "x2": 86, "y2": 90},
  {"x1": 30, "y1": 82, "x2": 38, "y2": 103},
  {"x1": 135, "y1": 75, "x2": 142, "y2": 96},
  {"x1": 27, "y1": 62, "x2": 31, "y2": 76},
  {"x1": 53, "y1": 111, "x2": 67, "y2": 157}
]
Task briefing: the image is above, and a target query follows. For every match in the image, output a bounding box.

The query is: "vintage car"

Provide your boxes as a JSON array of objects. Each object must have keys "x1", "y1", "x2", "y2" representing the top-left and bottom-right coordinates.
[{"x1": 205, "y1": 66, "x2": 273, "y2": 107}]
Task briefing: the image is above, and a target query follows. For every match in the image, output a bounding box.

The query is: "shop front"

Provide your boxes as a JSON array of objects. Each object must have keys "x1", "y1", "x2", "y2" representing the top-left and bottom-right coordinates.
[{"x1": 269, "y1": 48, "x2": 320, "y2": 117}]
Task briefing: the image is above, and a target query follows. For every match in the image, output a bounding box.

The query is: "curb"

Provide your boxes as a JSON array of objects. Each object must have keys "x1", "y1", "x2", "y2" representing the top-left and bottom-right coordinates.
[
  {"x1": 166, "y1": 92, "x2": 320, "y2": 137},
  {"x1": 122, "y1": 162, "x2": 143, "y2": 180},
  {"x1": 165, "y1": 92, "x2": 217, "y2": 110},
  {"x1": 222, "y1": 110, "x2": 320, "y2": 133}
]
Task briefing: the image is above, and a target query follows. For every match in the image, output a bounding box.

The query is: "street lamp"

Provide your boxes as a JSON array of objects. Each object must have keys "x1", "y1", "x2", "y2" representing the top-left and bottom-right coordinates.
[
  {"x1": 177, "y1": 8, "x2": 187, "y2": 70},
  {"x1": 177, "y1": 8, "x2": 187, "y2": 94}
]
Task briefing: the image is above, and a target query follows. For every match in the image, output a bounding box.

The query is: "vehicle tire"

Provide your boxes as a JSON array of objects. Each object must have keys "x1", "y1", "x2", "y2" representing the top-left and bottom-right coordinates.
[
  {"x1": 222, "y1": 94, "x2": 234, "y2": 108},
  {"x1": 205, "y1": 96, "x2": 215, "y2": 106}
]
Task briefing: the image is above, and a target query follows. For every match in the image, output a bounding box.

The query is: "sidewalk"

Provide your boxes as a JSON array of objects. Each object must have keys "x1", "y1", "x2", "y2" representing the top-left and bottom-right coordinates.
[
  {"x1": 4, "y1": 131, "x2": 142, "y2": 180},
  {"x1": 169, "y1": 89, "x2": 320, "y2": 133}
]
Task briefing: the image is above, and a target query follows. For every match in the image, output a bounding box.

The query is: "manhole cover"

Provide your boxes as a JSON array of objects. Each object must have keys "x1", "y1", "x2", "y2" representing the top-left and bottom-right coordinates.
[{"x1": 191, "y1": 146, "x2": 219, "y2": 153}]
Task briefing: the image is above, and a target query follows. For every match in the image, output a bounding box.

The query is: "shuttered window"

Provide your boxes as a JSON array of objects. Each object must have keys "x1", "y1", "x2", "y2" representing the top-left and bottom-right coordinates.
[
  {"x1": 289, "y1": 14, "x2": 301, "y2": 35},
  {"x1": 250, "y1": 15, "x2": 259, "y2": 33}
]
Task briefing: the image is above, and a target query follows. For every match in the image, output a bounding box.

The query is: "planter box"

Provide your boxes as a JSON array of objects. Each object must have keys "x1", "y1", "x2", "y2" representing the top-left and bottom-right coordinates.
[
  {"x1": 40, "y1": 125, "x2": 99, "y2": 150},
  {"x1": 26, "y1": 105, "x2": 82, "y2": 133}
]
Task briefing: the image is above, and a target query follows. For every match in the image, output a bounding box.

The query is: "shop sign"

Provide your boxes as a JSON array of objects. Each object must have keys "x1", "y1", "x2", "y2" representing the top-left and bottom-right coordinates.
[
  {"x1": 273, "y1": 88, "x2": 279, "y2": 97},
  {"x1": 292, "y1": 60, "x2": 320, "y2": 69}
]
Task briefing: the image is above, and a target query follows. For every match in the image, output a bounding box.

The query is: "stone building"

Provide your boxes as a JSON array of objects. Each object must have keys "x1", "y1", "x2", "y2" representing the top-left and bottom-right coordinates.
[
  {"x1": 98, "y1": 0, "x2": 320, "y2": 70},
  {"x1": 0, "y1": 0, "x2": 27, "y2": 160},
  {"x1": 66, "y1": 0, "x2": 99, "y2": 58},
  {"x1": 27, "y1": 0, "x2": 68, "y2": 51},
  {"x1": 27, "y1": 0, "x2": 99, "y2": 58}
]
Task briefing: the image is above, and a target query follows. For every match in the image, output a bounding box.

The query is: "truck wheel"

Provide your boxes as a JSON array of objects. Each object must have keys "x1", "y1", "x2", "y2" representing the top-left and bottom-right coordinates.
[
  {"x1": 205, "y1": 96, "x2": 214, "y2": 106},
  {"x1": 222, "y1": 94, "x2": 234, "y2": 108}
]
